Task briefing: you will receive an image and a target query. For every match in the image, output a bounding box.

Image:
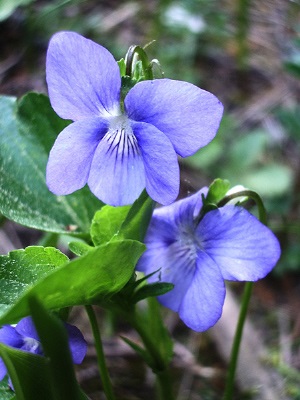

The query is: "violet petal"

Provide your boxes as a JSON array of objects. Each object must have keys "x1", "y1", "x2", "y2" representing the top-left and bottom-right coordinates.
[
  {"x1": 0, "y1": 326, "x2": 22, "y2": 381},
  {"x1": 152, "y1": 187, "x2": 208, "y2": 228},
  {"x1": 179, "y1": 252, "x2": 225, "y2": 331},
  {"x1": 65, "y1": 323, "x2": 87, "y2": 364},
  {"x1": 46, "y1": 117, "x2": 108, "y2": 195},
  {"x1": 88, "y1": 126, "x2": 145, "y2": 206},
  {"x1": 16, "y1": 316, "x2": 39, "y2": 341},
  {"x1": 46, "y1": 31, "x2": 121, "y2": 121},
  {"x1": 125, "y1": 79, "x2": 223, "y2": 157},
  {"x1": 0, "y1": 326, "x2": 22, "y2": 347},
  {"x1": 132, "y1": 121, "x2": 179, "y2": 205},
  {"x1": 138, "y1": 239, "x2": 195, "y2": 311},
  {"x1": 0, "y1": 359, "x2": 7, "y2": 381},
  {"x1": 197, "y1": 206, "x2": 281, "y2": 281}
]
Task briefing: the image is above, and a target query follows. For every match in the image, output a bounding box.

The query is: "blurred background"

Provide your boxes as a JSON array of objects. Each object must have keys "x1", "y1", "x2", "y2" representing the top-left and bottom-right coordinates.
[{"x1": 1, "y1": 0, "x2": 300, "y2": 399}]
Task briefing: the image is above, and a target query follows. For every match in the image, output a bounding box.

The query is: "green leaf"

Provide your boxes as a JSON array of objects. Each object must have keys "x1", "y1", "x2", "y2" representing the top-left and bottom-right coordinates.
[
  {"x1": 138, "y1": 298, "x2": 173, "y2": 366},
  {"x1": 0, "y1": 240, "x2": 145, "y2": 325},
  {"x1": 120, "y1": 336, "x2": 153, "y2": 367},
  {"x1": 119, "y1": 190, "x2": 155, "y2": 242},
  {"x1": 0, "y1": 0, "x2": 34, "y2": 21},
  {"x1": 90, "y1": 190, "x2": 154, "y2": 246},
  {"x1": 29, "y1": 297, "x2": 84, "y2": 400},
  {"x1": 0, "y1": 94, "x2": 102, "y2": 234},
  {"x1": 90, "y1": 205, "x2": 130, "y2": 246},
  {"x1": 68, "y1": 241, "x2": 93, "y2": 257},
  {"x1": 132, "y1": 282, "x2": 174, "y2": 303},
  {"x1": 124, "y1": 269, "x2": 161, "y2": 294},
  {"x1": 0, "y1": 344, "x2": 52, "y2": 400},
  {"x1": 0, "y1": 377, "x2": 15, "y2": 399},
  {"x1": 117, "y1": 59, "x2": 126, "y2": 77},
  {"x1": 0, "y1": 246, "x2": 68, "y2": 317}
]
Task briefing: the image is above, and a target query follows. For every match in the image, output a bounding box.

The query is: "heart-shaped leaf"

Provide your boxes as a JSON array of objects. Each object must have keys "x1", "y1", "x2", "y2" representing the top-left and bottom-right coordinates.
[
  {"x1": 0, "y1": 246, "x2": 68, "y2": 317},
  {"x1": 0, "y1": 240, "x2": 145, "y2": 325}
]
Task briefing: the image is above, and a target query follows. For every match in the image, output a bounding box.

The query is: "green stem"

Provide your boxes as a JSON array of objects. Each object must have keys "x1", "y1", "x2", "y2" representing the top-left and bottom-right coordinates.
[
  {"x1": 218, "y1": 190, "x2": 267, "y2": 225},
  {"x1": 85, "y1": 306, "x2": 116, "y2": 400},
  {"x1": 223, "y1": 281, "x2": 253, "y2": 400},
  {"x1": 221, "y1": 189, "x2": 266, "y2": 399},
  {"x1": 156, "y1": 368, "x2": 174, "y2": 400},
  {"x1": 128, "y1": 312, "x2": 175, "y2": 400}
]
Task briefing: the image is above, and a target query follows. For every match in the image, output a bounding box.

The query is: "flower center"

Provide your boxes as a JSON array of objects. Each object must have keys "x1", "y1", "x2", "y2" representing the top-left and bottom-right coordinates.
[
  {"x1": 23, "y1": 337, "x2": 42, "y2": 353},
  {"x1": 179, "y1": 228, "x2": 200, "y2": 263},
  {"x1": 105, "y1": 115, "x2": 140, "y2": 159},
  {"x1": 108, "y1": 115, "x2": 130, "y2": 131}
]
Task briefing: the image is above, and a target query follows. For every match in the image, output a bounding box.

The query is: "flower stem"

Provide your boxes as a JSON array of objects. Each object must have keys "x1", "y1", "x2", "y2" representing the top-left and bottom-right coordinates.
[
  {"x1": 85, "y1": 305, "x2": 116, "y2": 400},
  {"x1": 218, "y1": 189, "x2": 267, "y2": 225},
  {"x1": 222, "y1": 281, "x2": 253, "y2": 400},
  {"x1": 128, "y1": 312, "x2": 175, "y2": 400},
  {"x1": 221, "y1": 189, "x2": 266, "y2": 399},
  {"x1": 156, "y1": 368, "x2": 175, "y2": 400}
]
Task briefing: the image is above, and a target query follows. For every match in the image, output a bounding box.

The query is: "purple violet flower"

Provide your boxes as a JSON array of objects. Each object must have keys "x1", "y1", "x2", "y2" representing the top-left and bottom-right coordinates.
[
  {"x1": 0, "y1": 316, "x2": 87, "y2": 382},
  {"x1": 46, "y1": 31, "x2": 223, "y2": 206},
  {"x1": 137, "y1": 188, "x2": 281, "y2": 332}
]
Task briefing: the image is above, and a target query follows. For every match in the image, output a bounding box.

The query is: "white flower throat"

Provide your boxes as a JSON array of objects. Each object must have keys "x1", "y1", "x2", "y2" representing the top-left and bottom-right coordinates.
[
  {"x1": 179, "y1": 228, "x2": 199, "y2": 263},
  {"x1": 105, "y1": 115, "x2": 140, "y2": 159},
  {"x1": 23, "y1": 336, "x2": 41, "y2": 353}
]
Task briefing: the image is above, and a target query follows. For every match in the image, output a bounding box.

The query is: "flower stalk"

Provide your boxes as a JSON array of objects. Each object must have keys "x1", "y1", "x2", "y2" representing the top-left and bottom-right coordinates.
[
  {"x1": 221, "y1": 189, "x2": 267, "y2": 399},
  {"x1": 217, "y1": 189, "x2": 267, "y2": 225},
  {"x1": 85, "y1": 305, "x2": 116, "y2": 400},
  {"x1": 222, "y1": 281, "x2": 253, "y2": 400},
  {"x1": 127, "y1": 310, "x2": 175, "y2": 400}
]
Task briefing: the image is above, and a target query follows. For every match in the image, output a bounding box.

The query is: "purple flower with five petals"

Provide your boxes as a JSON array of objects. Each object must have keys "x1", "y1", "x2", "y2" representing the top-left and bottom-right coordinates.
[
  {"x1": 46, "y1": 31, "x2": 223, "y2": 206},
  {"x1": 137, "y1": 188, "x2": 281, "y2": 332},
  {"x1": 0, "y1": 316, "x2": 87, "y2": 382}
]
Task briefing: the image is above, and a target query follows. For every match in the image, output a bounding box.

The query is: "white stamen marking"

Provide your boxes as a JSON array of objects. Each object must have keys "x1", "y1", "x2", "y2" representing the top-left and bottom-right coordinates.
[
  {"x1": 178, "y1": 227, "x2": 202, "y2": 266},
  {"x1": 105, "y1": 116, "x2": 140, "y2": 168},
  {"x1": 23, "y1": 337, "x2": 40, "y2": 352}
]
